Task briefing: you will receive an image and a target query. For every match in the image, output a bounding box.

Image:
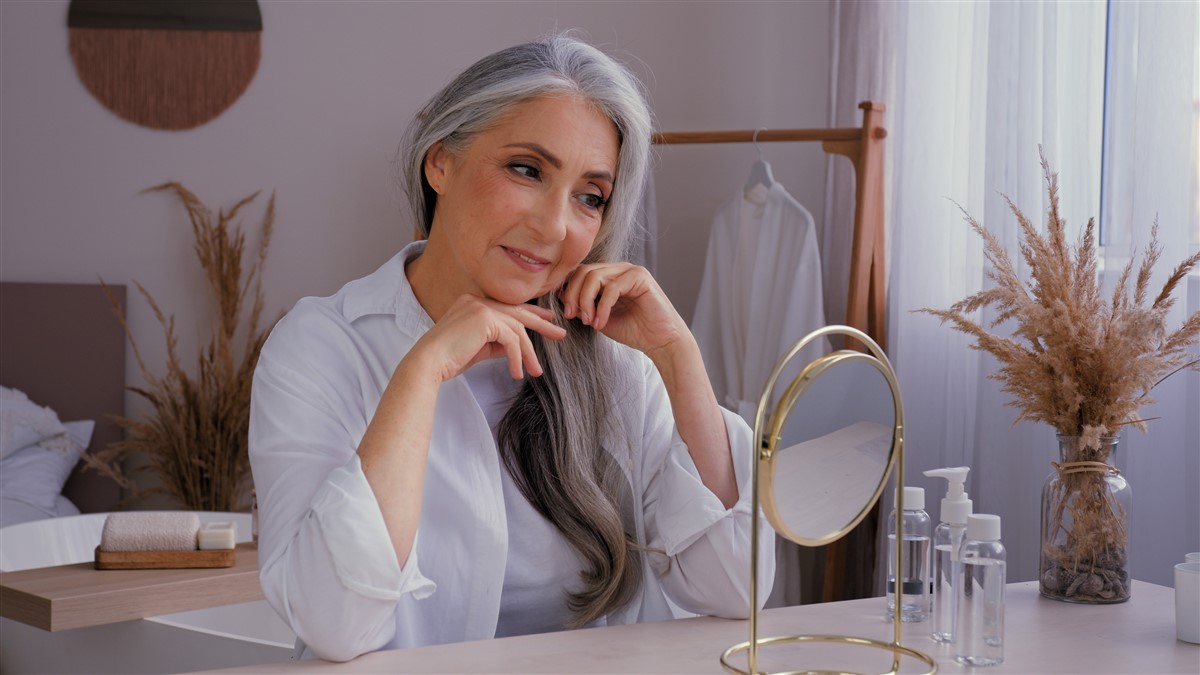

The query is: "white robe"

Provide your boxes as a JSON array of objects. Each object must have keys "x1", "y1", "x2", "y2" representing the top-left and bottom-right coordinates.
[
  {"x1": 690, "y1": 182, "x2": 831, "y2": 425},
  {"x1": 690, "y1": 182, "x2": 832, "y2": 608}
]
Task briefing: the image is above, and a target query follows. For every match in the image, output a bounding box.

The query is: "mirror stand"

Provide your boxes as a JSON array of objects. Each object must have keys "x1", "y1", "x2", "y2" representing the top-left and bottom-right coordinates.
[{"x1": 719, "y1": 326, "x2": 938, "y2": 675}]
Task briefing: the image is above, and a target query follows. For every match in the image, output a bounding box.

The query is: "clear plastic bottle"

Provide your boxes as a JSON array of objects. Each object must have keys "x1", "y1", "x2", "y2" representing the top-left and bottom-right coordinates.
[
  {"x1": 924, "y1": 467, "x2": 973, "y2": 642},
  {"x1": 886, "y1": 486, "x2": 931, "y2": 623},
  {"x1": 955, "y1": 514, "x2": 1006, "y2": 667}
]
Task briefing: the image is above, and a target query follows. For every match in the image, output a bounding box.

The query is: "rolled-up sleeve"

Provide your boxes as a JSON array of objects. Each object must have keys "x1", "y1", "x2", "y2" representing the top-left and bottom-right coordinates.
[
  {"x1": 250, "y1": 315, "x2": 434, "y2": 662},
  {"x1": 638, "y1": 357, "x2": 775, "y2": 618}
]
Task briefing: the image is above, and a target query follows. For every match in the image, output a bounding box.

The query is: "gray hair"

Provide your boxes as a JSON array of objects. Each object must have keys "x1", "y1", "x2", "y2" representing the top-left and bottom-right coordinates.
[
  {"x1": 399, "y1": 35, "x2": 655, "y2": 626},
  {"x1": 400, "y1": 33, "x2": 652, "y2": 264}
]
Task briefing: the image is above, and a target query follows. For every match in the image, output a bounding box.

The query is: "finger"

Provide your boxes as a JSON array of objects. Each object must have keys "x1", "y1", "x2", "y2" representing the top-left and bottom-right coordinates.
[
  {"x1": 503, "y1": 313, "x2": 548, "y2": 378},
  {"x1": 569, "y1": 267, "x2": 610, "y2": 326},
  {"x1": 518, "y1": 326, "x2": 544, "y2": 377},
  {"x1": 520, "y1": 303, "x2": 556, "y2": 322},
  {"x1": 558, "y1": 270, "x2": 584, "y2": 319},
  {"x1": 491, "y1": 321, "x2": 536, "y2": 379},
  {"x1": 509, "y1": 304, "x2": 566, "y2": 340},
  {"x1": 559, "y1": 264, "x2": 613, "y2": 321},
  {"x1": 593, "y1": 270, "x2": 639, "y2": 331}
]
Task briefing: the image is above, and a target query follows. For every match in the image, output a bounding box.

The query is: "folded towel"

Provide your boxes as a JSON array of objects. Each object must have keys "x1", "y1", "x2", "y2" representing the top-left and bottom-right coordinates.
[{"x1": 99, "y1": 512, "x2": 200, "y2": 552}]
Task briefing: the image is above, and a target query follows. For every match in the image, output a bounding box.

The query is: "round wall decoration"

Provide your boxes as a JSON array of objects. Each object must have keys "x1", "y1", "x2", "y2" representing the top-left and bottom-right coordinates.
[{"x1": 67, "y1": 0, "x2": 263, "y2": 131}]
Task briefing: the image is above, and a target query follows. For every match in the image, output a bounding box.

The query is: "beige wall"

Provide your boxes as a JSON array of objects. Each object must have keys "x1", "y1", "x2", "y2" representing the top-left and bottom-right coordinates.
[{"x1": 1, "y1": 1, "x2": 831, "y2": 425}]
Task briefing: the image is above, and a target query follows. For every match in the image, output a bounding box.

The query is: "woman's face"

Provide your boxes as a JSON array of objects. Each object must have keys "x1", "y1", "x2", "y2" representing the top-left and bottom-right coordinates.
[{"x1": 422, "y1": 94, "x2": 619, "y2": 307}]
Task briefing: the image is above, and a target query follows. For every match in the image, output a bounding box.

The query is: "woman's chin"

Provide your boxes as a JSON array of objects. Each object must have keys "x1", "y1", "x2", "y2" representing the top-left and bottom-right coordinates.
[{"x1": 485, "y1": 287, "x2": 546, "y2": 307}]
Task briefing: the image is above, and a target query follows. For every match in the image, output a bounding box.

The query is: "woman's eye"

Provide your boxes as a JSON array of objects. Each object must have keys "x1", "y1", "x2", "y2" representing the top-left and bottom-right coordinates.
[
  {"x1": 510, "y1": 163, "x2": 540, "y2": 180},
  {"x1": 578, "y1": 193, "x2": 608, "y2": 211}
]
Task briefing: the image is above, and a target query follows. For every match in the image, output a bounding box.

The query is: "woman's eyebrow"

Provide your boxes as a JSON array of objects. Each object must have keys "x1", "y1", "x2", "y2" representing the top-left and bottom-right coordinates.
[
  {"x1": 505, "y1": 142, "x2": 562, "y2": 168},
  {"x1": 504, "y1": 142, "x2": 613, "y2": 183}
]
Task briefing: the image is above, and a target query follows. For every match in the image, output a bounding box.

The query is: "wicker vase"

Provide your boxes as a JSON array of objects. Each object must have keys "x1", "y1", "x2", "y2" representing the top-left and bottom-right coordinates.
[{"x1": 1039, "y1": 434, "x2": 1131, "y2": 603}]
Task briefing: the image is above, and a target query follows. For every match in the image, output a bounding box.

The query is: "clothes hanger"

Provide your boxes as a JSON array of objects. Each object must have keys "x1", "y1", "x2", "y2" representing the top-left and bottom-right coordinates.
[{"x1": 744, "y1": 127, "x2": 775, "y2": 192}]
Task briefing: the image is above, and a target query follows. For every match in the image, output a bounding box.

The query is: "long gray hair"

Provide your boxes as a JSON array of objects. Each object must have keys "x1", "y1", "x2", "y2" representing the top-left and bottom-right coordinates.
[{"x1": 398, "y1": 35, "x2": 654, "y2": 626}]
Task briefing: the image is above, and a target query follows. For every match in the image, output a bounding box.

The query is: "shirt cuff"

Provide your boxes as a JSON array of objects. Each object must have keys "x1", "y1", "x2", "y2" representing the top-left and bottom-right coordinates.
[
  {"x1": 312, "y1": 455, "x2": 436, "y2": 601},
  {"x1": 654, "y1": 406, "x2": 754, "y2": 555}
]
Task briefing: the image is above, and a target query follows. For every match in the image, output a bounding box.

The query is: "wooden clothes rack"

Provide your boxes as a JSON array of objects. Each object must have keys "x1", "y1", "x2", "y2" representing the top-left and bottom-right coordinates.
[
  {"x1": 652, "y1": 100, "x2": 888, "y2": 352},
  {"x1": 653, "y1": 101, "x2": 888, "y2": 605}
]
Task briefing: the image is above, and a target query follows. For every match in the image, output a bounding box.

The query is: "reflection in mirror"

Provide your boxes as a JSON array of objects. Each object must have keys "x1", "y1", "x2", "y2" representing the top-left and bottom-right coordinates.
[{"x1": 763, "y1": 353, "x2": 897, "y2": 547}]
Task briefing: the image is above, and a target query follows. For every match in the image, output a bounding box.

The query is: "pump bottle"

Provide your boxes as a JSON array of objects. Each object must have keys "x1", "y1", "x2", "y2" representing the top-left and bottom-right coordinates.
[
  {"x1": 955, "y1": 514, "x2": 1006, "y2": 666},
  {"x1": 924, "y1": 466, "x2": 972, "y2": 642},
  {"x1": 886, "y1": 486, "x2": 931, "y2": 622}
]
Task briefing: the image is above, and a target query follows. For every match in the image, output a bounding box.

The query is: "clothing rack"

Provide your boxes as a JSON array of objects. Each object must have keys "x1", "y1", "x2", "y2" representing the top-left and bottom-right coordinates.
[
  {"x1": 653, "y1": 101, "x2": 888, "y2": 605},
  {"x1": 652, "y1": 101, "x2": 887, "y2": 352}
]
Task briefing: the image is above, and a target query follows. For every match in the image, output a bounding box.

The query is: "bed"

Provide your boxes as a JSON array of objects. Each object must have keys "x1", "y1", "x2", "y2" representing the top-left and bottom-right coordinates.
[{"x1": 0, "y1": 282, "x2": 126, "y2": 526}]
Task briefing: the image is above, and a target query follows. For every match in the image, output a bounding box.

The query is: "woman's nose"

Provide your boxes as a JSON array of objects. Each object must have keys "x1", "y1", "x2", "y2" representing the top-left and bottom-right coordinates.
[{"x1": 528, "y1": 193, "x2": 569, "y2": 242}]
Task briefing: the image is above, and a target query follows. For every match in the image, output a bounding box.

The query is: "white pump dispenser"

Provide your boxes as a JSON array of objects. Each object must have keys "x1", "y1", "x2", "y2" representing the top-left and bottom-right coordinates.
[
  {"x1": 925, "y1": 466, "x2": 972, "y2": 526},
  {"x1": 924, "y1": 466, "x2": 973, "y2": 642}
]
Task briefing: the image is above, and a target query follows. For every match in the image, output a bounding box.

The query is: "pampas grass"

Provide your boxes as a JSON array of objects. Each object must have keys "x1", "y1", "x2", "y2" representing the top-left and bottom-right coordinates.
[
  {"x1": 921, "y1": 151, "x2": 1200, "y2": 456},
  {"x1": 83, "y1": 183, "x2": 277, "y2": 511}
]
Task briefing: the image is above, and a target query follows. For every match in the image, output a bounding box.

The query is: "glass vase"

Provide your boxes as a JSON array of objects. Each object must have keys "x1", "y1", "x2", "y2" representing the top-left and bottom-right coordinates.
[{"x1": 1039, "y1": 434, "x2": 1131, "y2": 603}]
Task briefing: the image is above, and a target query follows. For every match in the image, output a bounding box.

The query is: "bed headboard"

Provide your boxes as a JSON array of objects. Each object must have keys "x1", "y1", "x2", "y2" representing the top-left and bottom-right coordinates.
[{"x1": 0, "y1": 282, "x2": 126, "y2": 512}]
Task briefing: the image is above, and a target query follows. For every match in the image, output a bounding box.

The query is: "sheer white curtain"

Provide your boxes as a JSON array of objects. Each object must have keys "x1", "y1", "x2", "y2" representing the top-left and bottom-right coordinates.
[
  {"x1": 1097, "y1": 0, "x2": 1200, "y2": 587},
  {"x1": 827, "y1": 0, "x2": 1198, "y2": 588}
]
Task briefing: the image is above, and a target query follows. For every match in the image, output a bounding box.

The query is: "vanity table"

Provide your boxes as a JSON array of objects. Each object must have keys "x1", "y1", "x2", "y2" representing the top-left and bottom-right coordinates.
[
  {"x1": 196, "y1": 580, "x2": 1195, "y2": 674},
  {"x1": 0, "y1": 543, "x2": 262, "y2": 631}
]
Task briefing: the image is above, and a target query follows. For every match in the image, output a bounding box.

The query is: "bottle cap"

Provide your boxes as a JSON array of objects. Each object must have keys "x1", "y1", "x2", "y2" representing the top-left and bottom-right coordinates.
[
  {"x1": 967, "y1": 513, "x2": 1001, "y2": 541},
  {"x1": 901, "y1": 486, "x2": 925, "y2": 511}
]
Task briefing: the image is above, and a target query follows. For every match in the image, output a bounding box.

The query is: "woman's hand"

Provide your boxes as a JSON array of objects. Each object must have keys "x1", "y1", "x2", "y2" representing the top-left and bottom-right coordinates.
[
  {"x1": 560, "y1": 262, "x2": 738, "y2": 508},
  {"x1": 359, "y1": 294, "x2": 565, "y2": 567},
  {"x1": 558, "y1": 262, "x2": 688, "y2": 357},
  {"x1": 408, "y1": 294, "x2": 567, "y2": 383}
]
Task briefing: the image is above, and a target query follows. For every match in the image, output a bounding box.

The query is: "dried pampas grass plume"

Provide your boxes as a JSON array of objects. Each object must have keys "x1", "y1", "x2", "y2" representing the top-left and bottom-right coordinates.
[
  {"x1": 920, "y1": 149, "x2": 1200, "y2": 455},
  {"x1": 83, "y1": 183, "x2": 280, "y2": 511}
]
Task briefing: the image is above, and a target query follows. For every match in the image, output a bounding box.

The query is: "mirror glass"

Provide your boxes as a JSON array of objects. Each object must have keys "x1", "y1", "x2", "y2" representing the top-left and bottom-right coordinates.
[{"x1": 760, "y1": 351, "x2": 898, "y2": 546}]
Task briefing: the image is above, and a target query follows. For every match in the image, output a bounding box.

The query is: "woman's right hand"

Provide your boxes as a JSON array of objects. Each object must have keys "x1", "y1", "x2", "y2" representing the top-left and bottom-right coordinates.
[
  {"x1": 407, "y1": 294, "x2": 567, "y2": 383},
  {"x1": 358, "y1": 294, "x2": 564, "y2": 569}
]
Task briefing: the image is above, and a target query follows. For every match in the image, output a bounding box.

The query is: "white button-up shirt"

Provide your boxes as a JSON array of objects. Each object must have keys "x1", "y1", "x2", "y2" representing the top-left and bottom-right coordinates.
[{"x1": 249, "y1": 241, "x2": 774, "y2": 662}]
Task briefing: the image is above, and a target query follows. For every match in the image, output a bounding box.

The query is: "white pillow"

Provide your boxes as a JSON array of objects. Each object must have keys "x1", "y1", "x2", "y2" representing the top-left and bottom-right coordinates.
[
  {"x1": 0, "y1": 495, "x2": 78, "y2": 529},
  {"x1": 0, "y1": 387, "x2": 68, "y2": 461},
  {"x1": 0, "y1": 419, "x2": 94, "y2": 515}
]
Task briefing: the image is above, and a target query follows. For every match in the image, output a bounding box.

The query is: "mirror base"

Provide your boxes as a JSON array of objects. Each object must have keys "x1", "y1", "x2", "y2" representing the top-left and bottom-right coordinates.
[{"x1": 720, "y1": 634, "x2": 938, "y2": 675}]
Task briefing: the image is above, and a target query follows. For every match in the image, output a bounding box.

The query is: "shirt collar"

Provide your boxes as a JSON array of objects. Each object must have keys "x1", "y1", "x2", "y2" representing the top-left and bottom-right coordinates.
[{"x1": 343, "y1": 239, "x2": 434, "y2": 335}]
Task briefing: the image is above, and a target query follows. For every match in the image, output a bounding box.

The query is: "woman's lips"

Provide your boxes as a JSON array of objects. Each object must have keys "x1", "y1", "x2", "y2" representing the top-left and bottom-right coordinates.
[{"x1": 503, "y1": 246, "x2": 550, "y2": 271}]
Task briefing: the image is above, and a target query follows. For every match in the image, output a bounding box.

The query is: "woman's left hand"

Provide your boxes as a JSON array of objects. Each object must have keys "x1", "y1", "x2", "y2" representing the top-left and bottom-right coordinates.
[
  {"x1": 562, "y1": 262, "x2": 738, "y2": 507},
  {"x1": 558, "y1": 262, "x2": 687, "y2": 356}
]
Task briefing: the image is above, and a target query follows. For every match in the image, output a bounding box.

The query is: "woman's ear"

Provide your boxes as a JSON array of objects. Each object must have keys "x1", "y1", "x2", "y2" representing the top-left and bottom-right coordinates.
[{"x1": 424, "y1": 142, "x2": 451, "y2": 195}]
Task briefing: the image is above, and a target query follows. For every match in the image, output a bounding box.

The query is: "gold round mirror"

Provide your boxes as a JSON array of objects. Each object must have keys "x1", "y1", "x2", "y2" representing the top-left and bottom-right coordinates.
[
  {"x1": 721, "y1": 326, "x2": 937, "y2": 675},
  {"x1": 761, "y1": 350, "x2": 898, "y2": 547}
]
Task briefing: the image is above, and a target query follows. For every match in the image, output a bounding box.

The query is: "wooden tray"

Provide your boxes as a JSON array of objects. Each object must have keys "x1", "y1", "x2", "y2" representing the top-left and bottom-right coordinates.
[{"x1": 94, "y1": 546, "x2": 236, "y2": 570}]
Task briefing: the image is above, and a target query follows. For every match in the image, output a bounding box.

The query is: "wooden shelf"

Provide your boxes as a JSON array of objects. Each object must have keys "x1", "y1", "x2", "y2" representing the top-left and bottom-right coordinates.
[{"x1": 0, "y1": 542, "x2": 263, "y2": 632}]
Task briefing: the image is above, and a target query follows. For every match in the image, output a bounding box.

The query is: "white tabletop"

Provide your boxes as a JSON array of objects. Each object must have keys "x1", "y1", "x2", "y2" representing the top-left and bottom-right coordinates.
[{"x1": 198, "y1": 580, "x2": 1198, "y2": 674}]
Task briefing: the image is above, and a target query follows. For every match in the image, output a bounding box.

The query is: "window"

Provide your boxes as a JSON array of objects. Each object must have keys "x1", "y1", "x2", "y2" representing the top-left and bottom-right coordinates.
[{"x1": 1100, "y1": 0, "x2": 1200, "y2": 247}]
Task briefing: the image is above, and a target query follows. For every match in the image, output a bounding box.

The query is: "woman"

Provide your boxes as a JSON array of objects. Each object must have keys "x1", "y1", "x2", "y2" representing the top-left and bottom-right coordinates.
[{"x1": 249, "y1": 34, "x2": 773, "y2": 662}]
